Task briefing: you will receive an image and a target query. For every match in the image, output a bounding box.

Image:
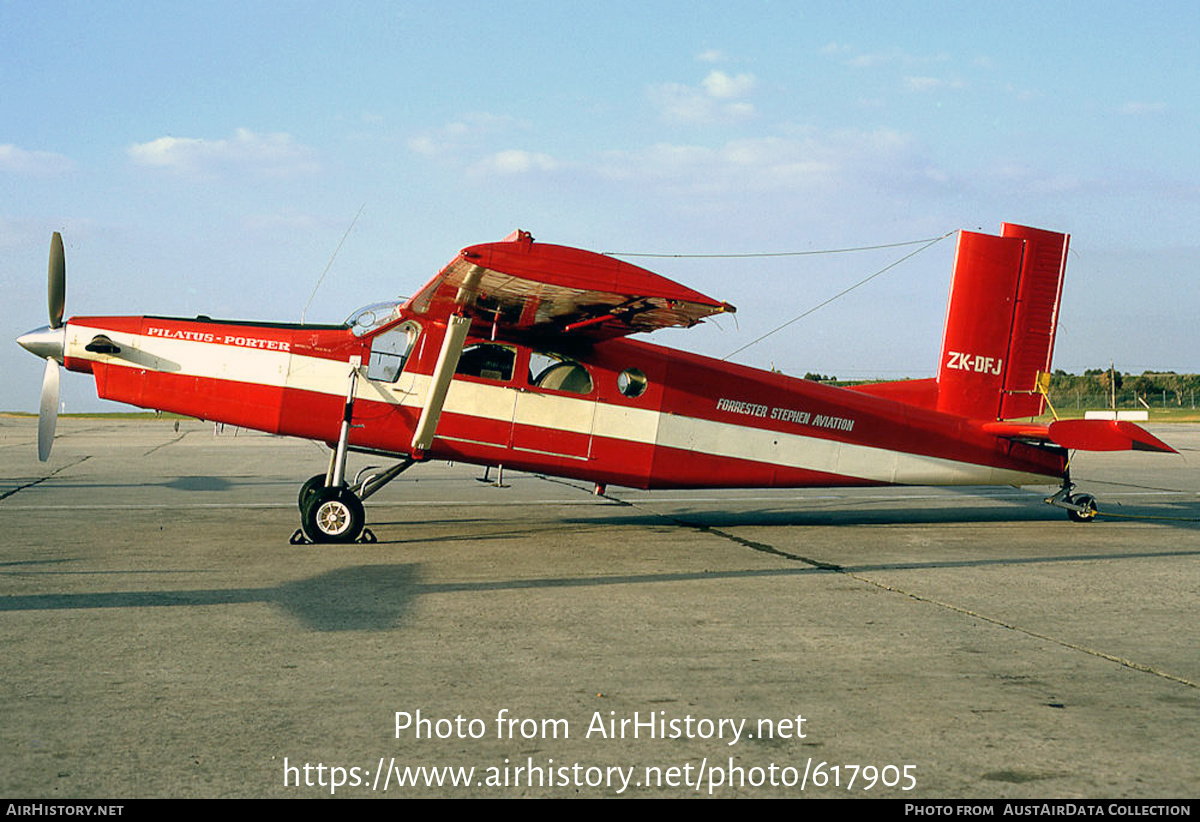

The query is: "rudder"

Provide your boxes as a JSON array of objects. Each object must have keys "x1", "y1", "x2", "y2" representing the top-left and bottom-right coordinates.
[
  {"x1": 998, "y1": 223, "x2": 1069, "y2": 419},
  {"x1": 935, "y1": 223, "x2": 1069, "y2": 420}
]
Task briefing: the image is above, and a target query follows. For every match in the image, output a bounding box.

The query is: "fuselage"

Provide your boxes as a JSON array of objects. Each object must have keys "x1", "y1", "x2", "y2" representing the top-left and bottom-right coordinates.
[{"x1": 57, "y1": 310, "x2": 1067, "y2": 491}]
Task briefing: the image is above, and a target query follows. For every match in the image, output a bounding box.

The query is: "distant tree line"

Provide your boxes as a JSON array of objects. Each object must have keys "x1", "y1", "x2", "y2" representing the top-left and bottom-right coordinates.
[
  {"x1": 804, "y1": 369, "x2": 1198, "y2": 409},
  {"x1": 1049, "y1": 369, "x2": 1200, "y2": 409}
]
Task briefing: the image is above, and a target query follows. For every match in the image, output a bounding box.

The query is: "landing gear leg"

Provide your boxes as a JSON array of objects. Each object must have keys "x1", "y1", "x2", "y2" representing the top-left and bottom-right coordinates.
[
  {"x1": 291, "y1": 342, "x2": 430, "y2": 543},
  {"x1": 291, "y1": 364, "x2": 418, "y2": 544},
  {"x1": 292, "y1": 363, "x2": 375, "y2": 545},
  {"x1": 1045, "y1": 476, "x2": 1099, "y2": 523}
]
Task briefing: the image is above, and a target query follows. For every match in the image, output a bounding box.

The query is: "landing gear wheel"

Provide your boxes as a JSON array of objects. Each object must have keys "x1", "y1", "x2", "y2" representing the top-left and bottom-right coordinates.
[
  {"x1": 301, "y1": 487, "x2": 365, "y2": 544},
  {"x1": 1067, "y1": 493, "x2": 1097, "y2": 523},
  {"x1": 298, "y1": 474, "x2": 327, "y2": 511}
]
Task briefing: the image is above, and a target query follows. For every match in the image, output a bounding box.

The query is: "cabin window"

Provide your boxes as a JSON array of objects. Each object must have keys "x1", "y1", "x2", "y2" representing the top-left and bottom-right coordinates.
[
  {"x1": 456, "y1": 343, "x2": 516, "y2": 382},
  {"x1": 529, "y1": 352, "x2": 593, "y2": 395},
  {"x1": 366, "y1": 321, "x2": 419, "y2": 383},
  {"x1": 347, "y1": 301, "x2": 404, "y2": 337},
  {"x1": 617, "y1": 367, "x2": 647, "y2": 398}
]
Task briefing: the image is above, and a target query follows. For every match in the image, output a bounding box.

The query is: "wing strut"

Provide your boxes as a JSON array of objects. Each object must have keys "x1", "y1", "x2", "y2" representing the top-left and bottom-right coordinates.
[{"x1": 411, "y1": 314, "x2": 472, "y2": 453}]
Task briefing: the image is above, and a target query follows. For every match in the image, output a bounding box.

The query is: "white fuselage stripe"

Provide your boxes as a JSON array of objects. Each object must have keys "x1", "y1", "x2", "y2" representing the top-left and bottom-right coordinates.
[{"x1": 67, "y1": 325, "x2": 1055, "y2": 487}]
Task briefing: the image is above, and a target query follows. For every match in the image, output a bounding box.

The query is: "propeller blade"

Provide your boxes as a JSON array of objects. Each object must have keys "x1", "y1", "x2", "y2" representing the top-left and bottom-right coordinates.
[
  {"x1": 49, "y1": 231, "x2": 65, "y2": 329},
  {"x1": 38, "y1": 356, "x2": 60, "y2": 462}
]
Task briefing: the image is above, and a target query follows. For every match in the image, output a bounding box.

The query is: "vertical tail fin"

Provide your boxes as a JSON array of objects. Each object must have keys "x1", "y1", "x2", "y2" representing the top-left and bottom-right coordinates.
[{"x1": 935, "y1": 223, "x2": 1069, "y2": 420}]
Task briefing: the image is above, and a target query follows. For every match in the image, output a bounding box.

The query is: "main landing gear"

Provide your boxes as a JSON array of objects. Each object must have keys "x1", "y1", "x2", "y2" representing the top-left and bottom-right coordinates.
[
  {"x1": 291, "y1": 460, "x2": 415, "y2": 544},
  {"x1": 291, "y1": 313, "x2": 469, "y2": 544},
  {"x1": 289, "y1": 362, "x2": 417, "y2": 544},
  {"x1": 1044, "y1": 477, "x2": 1099, "y2": 523}
]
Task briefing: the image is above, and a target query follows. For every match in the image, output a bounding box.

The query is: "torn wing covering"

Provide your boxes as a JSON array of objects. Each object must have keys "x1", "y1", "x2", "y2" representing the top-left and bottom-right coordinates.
[{"x1": 404, "y1": 231, "x2": 735, "y2": 341}]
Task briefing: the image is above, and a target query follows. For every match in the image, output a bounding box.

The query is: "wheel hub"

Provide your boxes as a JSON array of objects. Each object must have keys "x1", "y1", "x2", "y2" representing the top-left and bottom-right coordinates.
[{"x1": 315, "y1": 501, "x2": 352, "y2": 535}]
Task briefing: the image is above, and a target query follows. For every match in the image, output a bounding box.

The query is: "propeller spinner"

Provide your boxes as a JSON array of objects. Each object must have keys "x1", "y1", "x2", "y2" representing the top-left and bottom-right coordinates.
[{"x1": 16, "y1": 232, "x2": 68, "y2": 461}]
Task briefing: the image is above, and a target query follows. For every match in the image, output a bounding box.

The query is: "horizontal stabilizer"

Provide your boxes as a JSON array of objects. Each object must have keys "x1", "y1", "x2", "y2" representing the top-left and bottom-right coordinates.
[{"x1": 1048, "y1": 419, "x2": 1177, "y2": 453}]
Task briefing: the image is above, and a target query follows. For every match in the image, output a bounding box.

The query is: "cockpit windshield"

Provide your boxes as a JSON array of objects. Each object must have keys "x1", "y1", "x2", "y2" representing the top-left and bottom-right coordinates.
[{"x1": 345, "y1": 300, "x2": 405, "y2": 337}]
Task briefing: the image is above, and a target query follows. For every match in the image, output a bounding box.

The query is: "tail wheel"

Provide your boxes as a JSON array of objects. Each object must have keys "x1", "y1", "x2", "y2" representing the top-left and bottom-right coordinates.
[
  {"x1": 301, "y1": 487, "x2": 365, "y2": 543},
  {"x1": 1067, "y1": 493, "x2": 1097, "y2": 523}
]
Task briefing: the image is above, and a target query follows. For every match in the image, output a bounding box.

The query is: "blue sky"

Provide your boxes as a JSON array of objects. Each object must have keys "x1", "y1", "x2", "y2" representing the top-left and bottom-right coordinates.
[{"x1": 3, "y1": 1, "x2": 1198, "y2": 412}]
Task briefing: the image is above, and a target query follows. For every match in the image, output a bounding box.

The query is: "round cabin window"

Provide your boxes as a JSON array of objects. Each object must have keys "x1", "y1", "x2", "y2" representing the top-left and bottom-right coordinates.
[{"x1": 617, "y1": 368, "x2": 647, "y2": 398}]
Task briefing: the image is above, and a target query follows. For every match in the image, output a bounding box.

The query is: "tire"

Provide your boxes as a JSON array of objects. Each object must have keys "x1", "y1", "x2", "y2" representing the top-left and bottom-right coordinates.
[
  {"x1": 1067, "y1": 493, "x2": 1097, "y2": 523},
  {"x1": 298, "y1": 474, "x2": 327, "y2": 511},
  {"x1": 301, "y1": 487, "x2": 365, "y2": 543}
]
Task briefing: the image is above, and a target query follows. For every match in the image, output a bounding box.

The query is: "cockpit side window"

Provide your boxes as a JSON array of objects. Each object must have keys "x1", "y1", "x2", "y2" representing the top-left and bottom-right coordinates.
[
  {"x1": 347, "y1": 301, "x2": 405, "y2": 337},
  {"x1": 366, "y1": 321, "x2": 419, "y2": 383},
  {"x1": 529, "y1": 351, "x2": 593, "y2": 395},
  {"x1": 456, "y1": 343, "x2": 516, "y2": 382}
]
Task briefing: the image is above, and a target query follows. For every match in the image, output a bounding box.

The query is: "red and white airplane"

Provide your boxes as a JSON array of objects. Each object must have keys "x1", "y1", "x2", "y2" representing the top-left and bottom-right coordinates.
[{"x1": 18, "y1": 224, "x2": 1175, "y2": 543}]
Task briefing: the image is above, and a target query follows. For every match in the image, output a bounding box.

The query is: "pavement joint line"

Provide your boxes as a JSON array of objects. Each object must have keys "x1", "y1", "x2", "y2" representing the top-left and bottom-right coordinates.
[
  {"x1": 572, "y1": 476, "x2": 1200, "y2": 692},
  {"x1": 0, "y1": 456, "x2": 90, "y2": 502},
  {"x1": 850, "y1": 575, "x2": 1200, "y2": 690},
  {"x1": 1097, "y1": 509, "x2": 1200, "y2": 523},
  {"x1": 142, "y1": 431, "x2": 194, "y2": 456},
  {"x1": 1084, "y1": 478, "x2": 1196, "y2": 494}
]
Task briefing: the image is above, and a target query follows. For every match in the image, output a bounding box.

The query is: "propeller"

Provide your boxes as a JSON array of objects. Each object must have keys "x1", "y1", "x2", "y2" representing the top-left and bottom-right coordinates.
[
  {"x1": 49, "y1": 231, "x2": 65, "y2": 329},
  {"x1": 39, "y1": 232, "x2": 66, "y2": 460},
  {"x1": 17, "y1": 232, "x2": 68, "y2": 461},
  {"x1": 38, "y1": 356, "x2": 59, "y2": 462}
]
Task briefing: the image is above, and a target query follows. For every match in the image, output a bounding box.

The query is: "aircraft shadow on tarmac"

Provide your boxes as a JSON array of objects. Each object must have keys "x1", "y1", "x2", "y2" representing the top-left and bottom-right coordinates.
[
  {"x1": 358, "y1": 503, "x2": 1055, "y2": 548},
  {"x1": 364, "y1": 520, "x2": 552, "y2": 546},
  {"x1": 5, "y1": 539, "x2": 1200, "y2": 632},
  {"x1": 553, "y1": 498, "x2": 1200, "y2": 529},
  {"x1": 0, "y1": 564, "x2": 422, "y2": 632},
  {"x1": 6, "y1": 475, "x2": 261, "y2": 494}
]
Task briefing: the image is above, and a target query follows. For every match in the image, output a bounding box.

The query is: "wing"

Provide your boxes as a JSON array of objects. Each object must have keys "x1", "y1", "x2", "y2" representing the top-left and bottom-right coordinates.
[{"x1": 404, "y1": 230, "x2": 735, "y2": 341}]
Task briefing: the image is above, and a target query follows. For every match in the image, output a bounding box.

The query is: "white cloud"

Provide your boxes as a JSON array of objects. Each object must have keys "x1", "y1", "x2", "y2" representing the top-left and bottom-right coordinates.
[
  {"x1": 408, "y1": 114, "x2": 563, "y2": 177},
  {"x1": 992, "y1": 165, "x2": 1084, "y2": 195},
  {"x1": 819, "y1": 42, "x2": 853, "y2": 57},
  {"x1": 0, "y1": 144, "x2": 74, "y2": 175},
  {"x1": 1119, "y1": 101, "x2": 1166, "y2": 116},
  {"x1": 407, "y1": 113, "x2": 529, "y2": 159},
  {"x1": 407, "y1": 134, "x2": 441, "y2": 157},
  {"x1": 703, "y1": 70, "x2": 756, "y2": 99},
  {"x1": 127, "y1": 129, "x2": 319, "y2": 178},
  {"x1": 848, "y1": 49, "x2": 901, "y2": 68},
  {"x1": 1003, "y1": 82, "x2": 1042, "y2": 102},
  {"x1": 474, "y1": 149, "x2": 561, "y2": 175},
  {"x1": 649, "y1": 70, "x2": 758, "y2": 124},
  {"x1": 904, "y1": 76, "x2": 967, "y2": 93},
  {"x1": 830, "y1": 45, "x2": 951, "y2": 69},
  {"x1": 979, "y1": 161, "x2": 1150, "y2": 198},
  {"x1": 696, "y1": 49, "x2": 729, "y2": 63},
  {"x1": 648, "y1": 82, "x2": 714, "y2": 123},
  {"x1": 595, "y1": 128, "x2": 938, "y2": 198}
]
